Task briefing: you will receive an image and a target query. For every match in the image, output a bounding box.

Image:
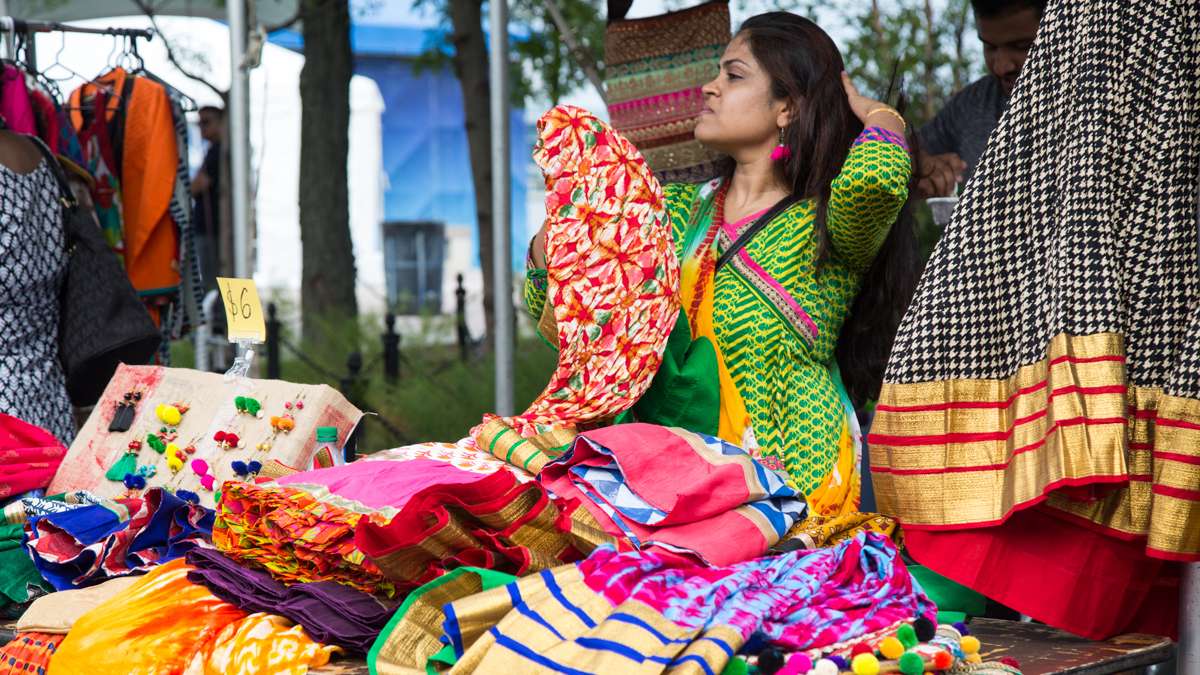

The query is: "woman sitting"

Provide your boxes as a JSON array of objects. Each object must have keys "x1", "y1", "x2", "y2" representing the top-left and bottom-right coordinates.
[{"x1": 526, "y1": 12, "x2": 917, "y2": 512}]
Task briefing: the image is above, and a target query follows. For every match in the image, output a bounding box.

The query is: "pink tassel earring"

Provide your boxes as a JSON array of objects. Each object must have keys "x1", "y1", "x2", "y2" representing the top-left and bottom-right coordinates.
[{"x1": 770, "y1": 127, "x2": 792, "y2": 162}]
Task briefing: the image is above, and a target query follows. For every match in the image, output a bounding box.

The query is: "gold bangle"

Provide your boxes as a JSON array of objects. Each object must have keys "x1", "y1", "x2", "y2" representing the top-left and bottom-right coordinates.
[{"x1": 866, "y1": 106, "x2": 906, "y2": 131}]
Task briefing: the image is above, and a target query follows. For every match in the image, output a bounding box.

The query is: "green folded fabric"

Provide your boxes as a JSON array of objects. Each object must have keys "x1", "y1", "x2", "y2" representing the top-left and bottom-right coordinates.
[
  {"x1": 0, "y1": 522, "x2": 48, "y2": 605},
  {"x1": 909, "y1": 564, "x2": 987, "y2": 624},
  {"x1": 616, "y1": 309, "x2": 720, "y2": 435}
]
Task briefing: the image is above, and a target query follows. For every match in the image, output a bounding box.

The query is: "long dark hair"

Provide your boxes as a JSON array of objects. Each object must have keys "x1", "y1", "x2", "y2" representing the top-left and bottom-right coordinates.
[{"x1": 731, "y1": 12, "x2": 922, "y2": 407}]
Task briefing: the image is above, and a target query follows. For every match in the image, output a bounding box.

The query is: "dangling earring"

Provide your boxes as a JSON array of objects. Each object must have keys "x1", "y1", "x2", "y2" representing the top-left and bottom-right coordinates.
[{"x1": 770, "y1": 127, "x2": 792, "y2": 162}]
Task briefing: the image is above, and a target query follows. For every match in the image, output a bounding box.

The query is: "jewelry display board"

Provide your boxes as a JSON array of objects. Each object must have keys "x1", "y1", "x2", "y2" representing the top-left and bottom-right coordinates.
[{"x1": 49, "y1": 364, "x2": 364, "y2": 508}]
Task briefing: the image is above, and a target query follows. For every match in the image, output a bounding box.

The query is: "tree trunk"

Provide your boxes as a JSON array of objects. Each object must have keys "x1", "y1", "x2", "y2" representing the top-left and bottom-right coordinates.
[
  {"x1": 951, "y1": 0, "x2": 970, "y2": 92},
  {"x1": 299, "y1": 0, "x2": 358, "y2": 343},
  {"x1": 923, "y1": 0, "x2": 938, "y2": 121},
  {"x1": 447, "y1": 0, "x2": 496, "y2": 349}
]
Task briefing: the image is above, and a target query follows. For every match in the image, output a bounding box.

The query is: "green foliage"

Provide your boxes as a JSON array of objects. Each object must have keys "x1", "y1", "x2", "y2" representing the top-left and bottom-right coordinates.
[{"x1": 406, "y1": 0, "x2": 606, "y2": 106}]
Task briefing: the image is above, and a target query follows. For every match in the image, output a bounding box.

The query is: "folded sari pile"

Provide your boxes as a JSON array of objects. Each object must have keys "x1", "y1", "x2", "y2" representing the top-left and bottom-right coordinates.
[
  {"x1": 216, "y1": 458, "x2": 612, "y2": 597},
  {"x1": 25, "y1": 487, "x2": 212, "y2": 590},
  {"x1": 0, "y1": 413, "x2": 68, "y2": 501},
  {"x1": 540, "y1": 423, "x2": 807, "y2": 566},
  {"x1": 355, "y1": 467, "x2": 615, "y2": 592},
  {"x1": 48, "y1": 558, "x2": 337, "y2": 675},
  {"x1": 371, "y1": 532, "x2": 933, "y2": 674},
  {"x1": 186, "y1": 546, "x2": 396, "y2": 653}
]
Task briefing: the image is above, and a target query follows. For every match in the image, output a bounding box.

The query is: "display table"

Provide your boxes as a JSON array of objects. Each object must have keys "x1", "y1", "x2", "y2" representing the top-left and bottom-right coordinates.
[{"x1": 0, "y1": 617, "x2": 1175, "y2": 674}]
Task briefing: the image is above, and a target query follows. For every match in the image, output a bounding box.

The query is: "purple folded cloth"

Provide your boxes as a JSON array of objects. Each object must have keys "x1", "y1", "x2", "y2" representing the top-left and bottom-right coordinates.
[{"x1": 186, "y1": 546, "x2": 396, "y2": 652}]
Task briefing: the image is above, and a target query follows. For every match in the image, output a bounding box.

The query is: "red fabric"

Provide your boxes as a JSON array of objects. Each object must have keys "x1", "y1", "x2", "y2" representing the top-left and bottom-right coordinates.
[
  {"x1": 0, "y1": 414, "x2": 68, "y2": 501},
  {"x1": 354, "y1": 469, "x2": 601, "y2": 592},
  {"x1": 29, "y1": 88, "x2": 61, "y2": 153},
  {"x1": 906, "y1": 507, "x2": 1180, "y2": 640}
]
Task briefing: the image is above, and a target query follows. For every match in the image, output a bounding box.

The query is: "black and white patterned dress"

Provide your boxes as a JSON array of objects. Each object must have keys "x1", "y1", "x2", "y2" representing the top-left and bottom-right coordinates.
[{"x1": 0, "y1": 158, "x2": 76, "y2": 445}]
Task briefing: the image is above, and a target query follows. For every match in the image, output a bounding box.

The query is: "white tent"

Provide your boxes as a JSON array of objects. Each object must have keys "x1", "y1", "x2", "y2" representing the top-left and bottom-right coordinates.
[{"x1": 0, "y1": 0, "x2": 297, "y2": 25}]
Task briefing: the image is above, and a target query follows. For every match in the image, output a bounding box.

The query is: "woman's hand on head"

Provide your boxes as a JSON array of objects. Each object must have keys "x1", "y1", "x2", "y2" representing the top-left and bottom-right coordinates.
[
  {"x1": 841, "y1": 72, "x2": 904, "y2": 134},
  {"x1": 840, "y1": 72, "x2": 884, "y2": 123}
]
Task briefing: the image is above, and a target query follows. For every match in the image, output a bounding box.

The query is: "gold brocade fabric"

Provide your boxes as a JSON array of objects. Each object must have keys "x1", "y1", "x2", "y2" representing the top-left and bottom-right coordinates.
[
  {"x1": 473, "y1": 418, "x2": 576, "y2": 475},
  {"x1": 871, "y1": 332, "x2": 1200, "y2": 560},
  {"x1": 782, "y1": 512, "x2": 900, "y2": 551}
]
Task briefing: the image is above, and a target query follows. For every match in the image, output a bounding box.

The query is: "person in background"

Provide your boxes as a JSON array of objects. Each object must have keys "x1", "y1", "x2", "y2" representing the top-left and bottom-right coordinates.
[
  {"x1": 192, "y1": 105, "x2": 224, "y2": 290},
  {"x1": 0, "y1": 127, "x2": 76, "y2": 444},
  {"x1": 916, "y1": 0, "x2": 1044, "y2": 198}
]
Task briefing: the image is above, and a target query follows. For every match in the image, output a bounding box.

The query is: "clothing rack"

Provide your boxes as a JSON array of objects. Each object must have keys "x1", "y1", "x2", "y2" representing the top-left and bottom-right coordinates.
[{"x1": 0, "y1": 17, "x2": 154, "y2": 71}]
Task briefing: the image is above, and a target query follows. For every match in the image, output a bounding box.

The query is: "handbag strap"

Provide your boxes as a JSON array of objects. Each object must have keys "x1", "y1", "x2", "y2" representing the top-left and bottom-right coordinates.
[
  {"x1": 714, "y1": 194, "x2": 800, "y2": 271},
  {"x1": 25, "y1": 135, "x2": 77, "y2": 210}
]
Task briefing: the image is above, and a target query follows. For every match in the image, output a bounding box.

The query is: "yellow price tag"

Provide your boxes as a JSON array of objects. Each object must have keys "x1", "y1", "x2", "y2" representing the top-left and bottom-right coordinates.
[{"x1": 216, "y1": 277, "x2": 267, "y2": 343}]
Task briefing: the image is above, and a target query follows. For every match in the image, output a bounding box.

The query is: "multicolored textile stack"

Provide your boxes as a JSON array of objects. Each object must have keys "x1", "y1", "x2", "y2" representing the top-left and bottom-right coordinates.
[
  {"x1": 186, "y1": 546, "x2": 396, "y2": 653},
  {"x1": 540, "y1": 423, "x2": 807, "y2": 566},
  {"x1": 25, "y1": 487, "x2": 212, "y2": 590},
  {"x1": 214, "y1": 480, "x2": 391, "y2": 596},
  {"x1": 215, "y1": 457, "x2": 614, "y2": 598},
  {"x1": 47, "y1": 558, "x2": 337, "y2": 675},
  {"x1": 354, "y1": 468, "x2": 615, "y2": 592},
  {"x1": 605, "y1": 0, "x2": 729, "y2": 183},
  {"x1": 369, "y1": 532, "x2": 933, "y2": 674},
  {"x1": 474, "y1": 104, "x2": 680, "y2": 473}
]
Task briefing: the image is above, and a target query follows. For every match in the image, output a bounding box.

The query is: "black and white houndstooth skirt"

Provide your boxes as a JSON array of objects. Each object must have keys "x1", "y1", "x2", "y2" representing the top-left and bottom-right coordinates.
[{"x1": 869, "y1": 0, "x2": 1200, "y2": 561}]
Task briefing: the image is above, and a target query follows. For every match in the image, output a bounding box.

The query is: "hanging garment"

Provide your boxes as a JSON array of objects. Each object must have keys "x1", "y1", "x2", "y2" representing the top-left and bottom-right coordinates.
[
  {"x1": 70, "y1": 68, "x2": 181, "y2": 322},
  {"x1": 28, "y1": 87, "x2": 61, "y2": 153},
  {"x1": 0, "y1": 64, "x2": 36, "y2": 134},
  {"x1": 868, "y1": 0, "x2": 1199, "y2": 639},
  {"x1": 165, "y1": 92, "x2": 203, "y2": 342},
  {"x1": 474, "y1": 104, "x2": 681, "y2": 472},
  {"x1": 605, "y1": 0, "x2": 729, "y2": 184},
  {"x1": 0, "y1": 153, "x2": 76, "y2": 444},
  {"x1": 73, "y1": 89, "x2": 126, "y2": 258}
]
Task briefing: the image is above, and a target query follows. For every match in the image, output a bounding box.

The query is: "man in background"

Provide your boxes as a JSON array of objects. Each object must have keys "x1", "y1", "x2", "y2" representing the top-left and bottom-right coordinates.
[
  {"x1": 916, "y1": 0, "x2": 1045, "y2": 198},
  {"x1": 192, "y1": 105, "x2": 224, "y2": 290}
]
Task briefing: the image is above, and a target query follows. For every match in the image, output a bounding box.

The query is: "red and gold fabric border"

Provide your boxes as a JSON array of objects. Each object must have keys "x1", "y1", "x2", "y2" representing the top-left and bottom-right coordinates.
[
  {"x1": 354, "y1": 468, "x2": 615, "y2": 592},
  {"x1": 870, "y1": 332, "x2": 1200, "y2": 560}
]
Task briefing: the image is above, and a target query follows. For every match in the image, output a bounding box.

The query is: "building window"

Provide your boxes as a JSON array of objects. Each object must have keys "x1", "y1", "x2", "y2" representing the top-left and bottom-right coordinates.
[{"x1": 383, "y1": 221, "x2": 445, "y2": 315}]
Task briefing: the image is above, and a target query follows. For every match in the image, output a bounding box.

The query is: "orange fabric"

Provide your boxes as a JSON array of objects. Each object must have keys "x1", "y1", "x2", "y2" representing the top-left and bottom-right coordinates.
[
  {"x1": 183, "y1": 612, "x2": 339, "y2": 675},
  {"x1": 70, "y1": 68, "x2": 180, "y2": 297},
  {"x1": 48, "y1": 558, "x2": 247, "y2": 675}
]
